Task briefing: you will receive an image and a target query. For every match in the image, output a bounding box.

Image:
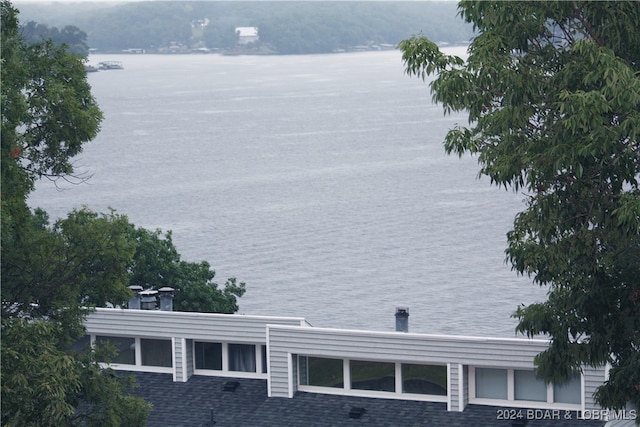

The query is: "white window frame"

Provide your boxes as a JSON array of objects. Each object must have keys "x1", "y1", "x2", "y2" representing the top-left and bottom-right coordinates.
[
  {"x1": 297, "y1": 355, "x2": 448, "y2": 403},
  {"x1": 192, "y1": 341, "x2": 267, "y2": 379},
  {"x1": 91, "y1": 334, "x2": 173, "y2": 374},
  {"x1": 469, "y1": 367, "x2": 582, "y2": 410}
]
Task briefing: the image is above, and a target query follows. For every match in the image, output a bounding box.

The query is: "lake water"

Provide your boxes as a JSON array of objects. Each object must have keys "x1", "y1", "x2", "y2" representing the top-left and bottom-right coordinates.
[{"x1": 28, "y1": 49, "x2": 547, "y2": 336}]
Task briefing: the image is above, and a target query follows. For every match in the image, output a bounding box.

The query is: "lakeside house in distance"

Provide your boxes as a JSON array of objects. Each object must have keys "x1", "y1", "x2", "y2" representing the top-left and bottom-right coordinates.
[{"x1": 236, "y1": 26, "x2": 259, "y2": 45}]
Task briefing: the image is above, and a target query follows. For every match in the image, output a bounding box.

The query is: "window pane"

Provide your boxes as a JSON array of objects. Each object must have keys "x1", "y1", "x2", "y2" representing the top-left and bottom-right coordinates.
[
  {"x1": 402, "y1": 364, "x2": 447, "y2": 395},
  {"x1": 195, "y1": 342, "x2": 222, "y2": 370},
  {"x1": 350, "y1": 360, "x2": 395, "y2": 392},
  {"x1": 554, "y1": 375, "x2": 581, "y2": 404},
  {"x1": 141, "y1": 339, "x2": 172, "y2": 367},
  {"x1": 300, "y1": 357, "x2": 344, "y2": 388},
  {"x1": 515, "y1": 370, "x2": 547, "y2": 401},
  {"x1": 96, "y1": 336, "x2": 135, "y2": 365},
  {"x1": 69, "y1": 335, "x2": 91, "y2": 354},
  {"x1": 229, "y1": 344, "x2": 256, "y2": 372},
  {"x1": 475, "y1": 368, "x2": 507, "y2": 399}
]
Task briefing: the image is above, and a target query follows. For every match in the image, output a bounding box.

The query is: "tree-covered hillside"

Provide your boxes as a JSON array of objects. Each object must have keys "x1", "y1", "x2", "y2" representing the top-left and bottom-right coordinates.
[{"x1": 13, "y1": 1, "x2": 473, "y2": 54}]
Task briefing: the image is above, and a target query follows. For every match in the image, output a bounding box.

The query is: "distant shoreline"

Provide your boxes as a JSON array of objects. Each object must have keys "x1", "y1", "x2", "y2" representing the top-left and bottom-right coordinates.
[{"x1": 89, "y1": 43, "x2": 469, "y2": 57}]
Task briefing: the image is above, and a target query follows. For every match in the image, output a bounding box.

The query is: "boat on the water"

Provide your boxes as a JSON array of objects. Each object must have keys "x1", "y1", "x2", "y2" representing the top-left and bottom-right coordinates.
[{"x1": 98, "y1": 61, "x2": 124, "y2": 70}]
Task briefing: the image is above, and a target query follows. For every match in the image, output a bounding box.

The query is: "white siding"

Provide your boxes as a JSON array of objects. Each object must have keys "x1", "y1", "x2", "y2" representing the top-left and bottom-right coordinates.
[
  {"x1": 266, "y1": 325, "x2": 606, "y2": 402},
  {"x1": 449, "y1": 364, "x2": 467, "y2": 411},
  {"x1": 173, "y1": 338, "x2": 182, "y2": 382},
  {"x1": 268, "y1": 337, "x2": 293, "y2": 398},
  {"x1": 461, "y1": 365, "x2": 469, "y2": 410},
  {"x1": 267, "y1": 325, "x2": 549, "y2": 365},
  {"x1": 85, "y1": 308, "x2": 307, "y2": 344},
  {"x1": 172, "y1": 338, "x2": 190, "y2": 382},
  {"x1": 266, "y1": 325, "x2": 548, "y2": 397},
  {"x1": 448, "y1": 363, "x2": 458, "y2": 411},
  {"x1": 584, "y1": 366, "x2": 607, "y2": 411},
  {"x1": 83, "y1": 308, "x2": 608, "y2": 414}
]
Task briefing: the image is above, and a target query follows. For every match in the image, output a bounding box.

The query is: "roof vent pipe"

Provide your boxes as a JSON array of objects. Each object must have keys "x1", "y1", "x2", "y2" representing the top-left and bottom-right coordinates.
[
  {"x1": 139, "y1": 289, "x2": 158, "y2": 310},
  {"x1": 127, "y1": 285, "x2": 143, "y2": 309},
  {"x1": 395, "y1": 307, "x2": 409, "y2": 333},
  {"x1": 158, "y1": 287, "x2": 175, "y2": 311}
]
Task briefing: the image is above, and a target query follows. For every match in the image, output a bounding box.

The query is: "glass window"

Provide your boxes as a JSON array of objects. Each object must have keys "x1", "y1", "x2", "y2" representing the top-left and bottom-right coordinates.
[
  {"x1": 96, "y1": 336, "x2": 135, "y2": 365},
  {"x1": 228, "y1": 344, "x2": 256, "y2": 372},
  {"x1": 195, "y1": 342, "x2": 222, "y2": 370},
  {"x1": 69, "y1": 335, "x2": 91, "y2": 354},
  {"x1": 350, "y1": 360, "x2": 395, "y2": 392},
  {"x1": 141, "y1": 338, "x2": 172, "y2": 367},
  {"x1": 554, "y1": 375, "x2": 581, "y2": 404},
  {"x1": 402, "y1": 363, "x2": 447, "y2": 396},
  {"x1": 475, "y1": 368, "x2": 507, "y2": 399},
  {"x1": 300, "y1": 356, "x2": 344, "y2": 388},
  {"x1": 515, "y1": 370, "x2": 547, "y2": 401}
]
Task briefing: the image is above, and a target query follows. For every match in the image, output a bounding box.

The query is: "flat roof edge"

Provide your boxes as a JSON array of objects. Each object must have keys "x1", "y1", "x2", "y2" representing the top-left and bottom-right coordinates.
[
  {"x1": 266, "y1": 323, "x2": 550, "y2": 344},
  {"x1": 92, "y1": 307, "x2": 310, "y2": 324}
]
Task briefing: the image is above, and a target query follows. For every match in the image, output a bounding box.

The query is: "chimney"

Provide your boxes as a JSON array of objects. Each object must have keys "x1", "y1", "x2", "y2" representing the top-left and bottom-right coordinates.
[
  {"x1": 127, "y1": 285, "x2": 143, "y2": 309},
  {"x1": 139, "y1": 289, "x2": 158, "y2": 310},
  {"x1": 395, "y1": 307, "x2": 409, "y2": 332},
  {"x1": 158, "y1": 287, "x2": 175, "y2": 311}
]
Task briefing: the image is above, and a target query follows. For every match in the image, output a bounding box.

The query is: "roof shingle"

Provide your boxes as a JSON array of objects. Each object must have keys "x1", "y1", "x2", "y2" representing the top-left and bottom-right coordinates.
[{"x1": 125, "y1": 372, "x2": 605, "y2": 427}]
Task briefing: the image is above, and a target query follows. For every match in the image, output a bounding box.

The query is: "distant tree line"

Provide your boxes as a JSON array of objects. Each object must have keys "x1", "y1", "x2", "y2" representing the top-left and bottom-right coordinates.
[
  {"x1": 20, "y1": 21, "x2": 89, "y2": 55},
  {"x1": 14, "y1": 1, "x2": 473, "y2": 54}
]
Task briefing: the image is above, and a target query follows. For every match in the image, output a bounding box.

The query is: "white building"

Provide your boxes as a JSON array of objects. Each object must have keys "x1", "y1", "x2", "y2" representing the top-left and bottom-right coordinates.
[
  {"x1": 235, "y1": 27, "x2": 259, "y2": 45},
  {"x1": 83, "y1": 306, "x2": 613, "y2": 419}
]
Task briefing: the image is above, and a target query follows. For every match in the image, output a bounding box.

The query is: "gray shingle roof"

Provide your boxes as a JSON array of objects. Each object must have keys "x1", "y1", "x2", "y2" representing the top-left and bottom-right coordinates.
[{"x1": 125, "y1": 372, "x2": 605, "y2": 427}]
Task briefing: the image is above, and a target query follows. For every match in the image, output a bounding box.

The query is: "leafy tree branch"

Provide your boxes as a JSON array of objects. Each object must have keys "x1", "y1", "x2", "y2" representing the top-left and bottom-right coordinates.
[{"x1": 400, "y1": 0, "x2": 639, "y2": 415}]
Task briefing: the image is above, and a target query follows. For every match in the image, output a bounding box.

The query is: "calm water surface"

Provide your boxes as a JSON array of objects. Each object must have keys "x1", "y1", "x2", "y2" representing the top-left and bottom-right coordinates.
[{"x1": 29, "y1": 49, "x2": 547, "y2": 336}]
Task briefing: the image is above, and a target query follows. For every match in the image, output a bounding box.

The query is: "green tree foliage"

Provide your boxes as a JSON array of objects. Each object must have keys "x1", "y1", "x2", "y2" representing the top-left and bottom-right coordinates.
[
  {"x1": 2, "y1": 209, "x2": 135, "y2": 336},
  {"x1": 0, "y1": 207, "x2": 151, "y2": 426},
  {"x1": 128, "y1": 226, "x2": 246, "y2": 313},
  {"x1": 1, "y1": 2, "x2": 150, "y2": 424},
  {"x1": 2, "y1": 4, "x2": 101, "y2": 193},
  {"x1": 21, "y1": 21, "x2": 90, "y2": 56},
  {"x1": 78, "y1": 2, "x2": 195, "y2": 51},
  {"x1": 400, "y1": 0, "x2": 639, "y2": 414},
  {"x1": 1, "y1": 0, "x2": 105, "y2": 325},
  {"x1": 96, "y1": 5, "x2": 192, "y2": 51},
  {"x1": 1, "y1": 206, "x2": 244, "y2": 424},
  {"x1": 1, "y1": 318, "x2": 150, "y2": 427},
  {"x1": 2, "y1": 2, "x2": 246, "y2": 419},
  {"x1": 1, "y1": 0, "x2": 105, "y2": 329}
]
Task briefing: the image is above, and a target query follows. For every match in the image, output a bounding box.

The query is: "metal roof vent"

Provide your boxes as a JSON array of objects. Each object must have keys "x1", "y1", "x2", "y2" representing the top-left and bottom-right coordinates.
[
  {"x1": 395, "y1": 306, "x2": 409, "y2": 332},
  {"x1": 139, "y1": 289, "x2": 158, "y2": 310},
  {"x1": 127, "y1": 285, "x2": 143, "y2": 309},
  {"x1": 158, "y1": 287, "x2": 175, "y2": 311},
  {"x1": 223, "y1": 381, "x2": 239, "y2": 392},
  {"x1": 349, "y1": 406, "x2": 366, "y2": 419}
]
